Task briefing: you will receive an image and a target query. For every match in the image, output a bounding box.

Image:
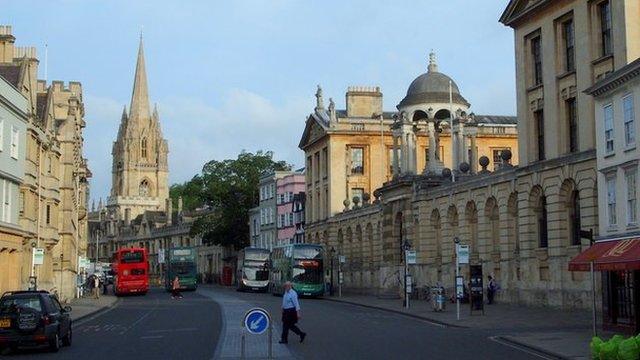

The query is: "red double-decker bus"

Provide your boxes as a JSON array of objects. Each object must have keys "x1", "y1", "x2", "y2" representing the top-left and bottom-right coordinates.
[{"x1": 112, "y1": 248, "x2": 149, "y2": 296}]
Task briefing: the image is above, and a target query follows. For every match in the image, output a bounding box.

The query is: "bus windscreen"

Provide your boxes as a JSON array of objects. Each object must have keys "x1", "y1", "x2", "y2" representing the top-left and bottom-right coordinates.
[
  {"x1": 245, "y1": 251, "x2": 270, "y2": 262},
  {"x1": 293, "y1": 246, "x2": 323, "y2": 260}
]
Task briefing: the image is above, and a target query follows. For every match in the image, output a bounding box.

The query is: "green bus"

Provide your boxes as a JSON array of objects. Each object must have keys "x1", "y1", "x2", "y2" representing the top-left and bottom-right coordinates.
[
  {"x1": 165, "y1": 247, "x2": 198, "y2": 291},
  {"x1": 270, "y1": 244, "x2": 324, "y2": 297}
]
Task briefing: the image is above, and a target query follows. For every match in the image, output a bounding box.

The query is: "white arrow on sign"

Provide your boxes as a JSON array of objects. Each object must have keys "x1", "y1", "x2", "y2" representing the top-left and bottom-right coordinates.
[{"x1": 250, "y1": 315, "x2": 264, "y2": 330}]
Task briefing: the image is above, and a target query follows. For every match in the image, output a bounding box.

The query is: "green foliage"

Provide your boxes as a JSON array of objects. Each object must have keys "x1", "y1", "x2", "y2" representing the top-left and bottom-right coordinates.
[
  {"x1": 178, "y1": 150, "x2": 291, "y2": 249},
  {"x1": 170, "y1": 175, "x2": 205, "y2": 211},
  {"x1": 591, "y1": 334, "x2": 640, "y2": 360}
]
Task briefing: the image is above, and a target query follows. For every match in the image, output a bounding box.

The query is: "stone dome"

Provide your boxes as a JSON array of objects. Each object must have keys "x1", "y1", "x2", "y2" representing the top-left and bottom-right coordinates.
[{"x1": 398, "y1": 52, "x2": 470, "y2": 109}]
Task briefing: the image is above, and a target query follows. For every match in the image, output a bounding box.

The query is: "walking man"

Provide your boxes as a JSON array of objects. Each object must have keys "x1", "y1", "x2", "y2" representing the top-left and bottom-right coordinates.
[
  {"x1": 487, "y1": 275, "x2": 496, "y2": 305},
  {"x1": 279, "y1": 281, "x2": 306, "y2": 344}
]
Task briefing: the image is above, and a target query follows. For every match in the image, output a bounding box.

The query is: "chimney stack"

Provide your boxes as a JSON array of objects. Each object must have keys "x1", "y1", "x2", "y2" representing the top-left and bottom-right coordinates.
[{"x1": 0, "y1": 25, "x2": 15, "y2": 63}]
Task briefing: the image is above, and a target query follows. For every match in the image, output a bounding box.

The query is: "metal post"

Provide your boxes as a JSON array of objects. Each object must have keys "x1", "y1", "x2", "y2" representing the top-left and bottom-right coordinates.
[
  {"x1": 338, "y1": 259, "x2": 342, "y2": 298},
  {"x1": 240, "y1": 333, "x2": 245, "y2": 359},
  {"x1": 455, "y1": 244, "x2": 460, "y2": 321},
  {"x1": 330, "y1": 255, "x2": 334, "y2": 296},
  {"x1": 591, "y1": 260, "x2": 597, "y2": 337},
  {"x1": 268, "y1": 323, "x2": 273, "y2": 359},
  {"x1": 405, "y1": 249, "x2": 409, "y2": 309}
]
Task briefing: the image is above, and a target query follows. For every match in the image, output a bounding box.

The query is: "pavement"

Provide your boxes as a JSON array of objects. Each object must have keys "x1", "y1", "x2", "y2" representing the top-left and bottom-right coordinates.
[
  {"x1": 67, "y1": 293, "x2": 119, "y2": 322},
  {"x1": 325, "y1": 293, "x2": 594, "y2": 359}
]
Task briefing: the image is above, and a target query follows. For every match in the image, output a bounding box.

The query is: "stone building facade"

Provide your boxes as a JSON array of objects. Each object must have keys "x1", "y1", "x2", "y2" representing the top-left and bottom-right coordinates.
[
  {"x1": 583, "y1": 57, "x2": 640, "y2": 332},
  {"x1": 299, "y1": 67, "x2": 519, "y2": 228},
  {"x1": 0, "y1": 56, "x2": 28, "y2": 295},
  {"x1": 0, "y1": 25, "x2": 90, "y2": 302},
  {"x1": 302, "y1": 0, "x2": 639, "y2": 309}
]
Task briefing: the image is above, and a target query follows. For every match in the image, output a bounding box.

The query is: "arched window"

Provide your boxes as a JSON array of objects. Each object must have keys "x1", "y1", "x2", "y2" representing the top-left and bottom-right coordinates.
[
  {"x1": 141, "y1": 137, "x2": 148, "y2": 159},
  {"x1": 139, "y1": 179, "x2": 150, "y2": 196}
]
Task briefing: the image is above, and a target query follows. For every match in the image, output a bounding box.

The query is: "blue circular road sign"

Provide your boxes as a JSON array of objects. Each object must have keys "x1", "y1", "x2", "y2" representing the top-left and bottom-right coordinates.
[{"x1": 243, "y1": 308, "x2": 270, "y2": 335}]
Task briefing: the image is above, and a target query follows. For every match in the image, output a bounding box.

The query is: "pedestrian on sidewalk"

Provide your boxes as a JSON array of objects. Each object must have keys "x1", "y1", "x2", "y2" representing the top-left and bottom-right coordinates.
[
  {"x1": 279, "y1": 281, "x2": 306, "y2": 344},
  {"x1": 487, "y1": 275, "x2": 497, "y2": 305},
  {"x1": 93, "y1": 275, "x2": 100, "y2": 300},
  {"x1": 171, "y1": 276, "x2": 183, "y2": 299}
]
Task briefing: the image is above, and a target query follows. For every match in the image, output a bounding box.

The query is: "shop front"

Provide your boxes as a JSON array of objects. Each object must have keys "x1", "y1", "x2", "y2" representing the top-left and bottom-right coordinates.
[{"x1": 569, "y1": 237, "x2": 640, "y2": 334}]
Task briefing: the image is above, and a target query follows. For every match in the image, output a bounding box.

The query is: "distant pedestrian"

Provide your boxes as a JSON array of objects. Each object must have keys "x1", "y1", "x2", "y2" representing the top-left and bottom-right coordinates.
[
  {"x1": 171, "y1": 276, "x2": 183, "y2": 299},
  {"x1": 279, "y1": 281, "x2": 306, "y2": 344},
  {"x1": 487, "y1": 276, "x2": 497, "y2": 305},
  {"x1": 93, "y1": 275, "x2": 100, "y2": 299}
]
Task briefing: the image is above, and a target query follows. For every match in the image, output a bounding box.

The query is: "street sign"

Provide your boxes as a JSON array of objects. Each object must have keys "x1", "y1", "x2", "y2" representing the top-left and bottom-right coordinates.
[
  {"x1": 339, "y1": 255, "x2": 346, "y2": 264},
  {"x1": 243, "y1": 308, "x2": 270, "y2": 335},
  {"x1": 158, "y1": 249, "x2": 165, "y2": 264},
  {"x1": 455, "y1": 275, "x2": 464, "y2": 299},
  {"x1": 33, "y1": 248, "x2": 44, "y2": 265},
  {"x1": 339, "y1": 271, "x2": 344, "y2": 284},
  {"x1": 78, "y1": 256, "x2": 89, "y2": 269},
  {"x1": 457, "y1": 244, "x2": 469, "y2": 264},
  {"x1": 406, "y1": 275, "x2": 413, "y2": 293},
  {"x1": 406, "y1": 250, "x2": 417, "y2": 264}
]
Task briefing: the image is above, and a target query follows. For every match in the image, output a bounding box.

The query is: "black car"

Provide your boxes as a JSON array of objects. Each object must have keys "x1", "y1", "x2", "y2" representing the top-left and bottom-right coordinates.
[{"x1": 0, "y1": 290, "x2": 72, "y2": 353}]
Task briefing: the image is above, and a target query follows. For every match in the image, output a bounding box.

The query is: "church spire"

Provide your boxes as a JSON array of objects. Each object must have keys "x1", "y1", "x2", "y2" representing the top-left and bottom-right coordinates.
[{"x1": 129, "y1": 36, "x2": 151, "y2": 120}]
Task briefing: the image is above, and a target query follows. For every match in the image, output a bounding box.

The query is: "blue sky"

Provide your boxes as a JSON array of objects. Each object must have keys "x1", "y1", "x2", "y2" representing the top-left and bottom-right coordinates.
[{"x1": 4, "y1": 0, "x2": 516, "y2": 202}]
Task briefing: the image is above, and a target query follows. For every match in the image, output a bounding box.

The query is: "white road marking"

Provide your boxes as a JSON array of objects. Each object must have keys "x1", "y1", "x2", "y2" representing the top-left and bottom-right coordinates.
[{"x1": 140, "y1": 335, "x2": 164, "y2": 339}]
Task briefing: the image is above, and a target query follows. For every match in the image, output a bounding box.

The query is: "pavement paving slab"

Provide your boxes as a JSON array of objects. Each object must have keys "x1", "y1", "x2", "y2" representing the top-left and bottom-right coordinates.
[{"x1": 200, "y1": 288, "x2": 296, "y2": 359}]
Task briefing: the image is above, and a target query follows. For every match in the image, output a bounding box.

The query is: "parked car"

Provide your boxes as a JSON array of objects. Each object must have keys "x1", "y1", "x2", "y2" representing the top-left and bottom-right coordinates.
[{"x1": 0, "y1": 290, "x2": 72, "y2": 353}]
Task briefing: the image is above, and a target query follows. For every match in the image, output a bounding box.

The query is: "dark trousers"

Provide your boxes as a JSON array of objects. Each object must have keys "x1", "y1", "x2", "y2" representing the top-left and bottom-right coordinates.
[
  {"x1": 487, "y1": 289, "x2": 495, "y2": 304},
  {"x1": 281, "y1": 308, "x2": 303, "y2": 342}
]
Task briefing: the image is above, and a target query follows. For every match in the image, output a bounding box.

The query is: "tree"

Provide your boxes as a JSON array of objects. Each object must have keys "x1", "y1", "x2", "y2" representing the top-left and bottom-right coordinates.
[
  {"x1": 187, "y1": 150, "x2": 290, "y2": 249},
  {"x1": 170, "y1": 175, "x2": 204, "y2": 211}
]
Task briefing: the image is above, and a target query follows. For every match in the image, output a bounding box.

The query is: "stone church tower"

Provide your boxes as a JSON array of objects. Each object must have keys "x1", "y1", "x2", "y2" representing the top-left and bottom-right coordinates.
[{"x1": 108, "y1": 37, "x2": 169, "y2": 222}]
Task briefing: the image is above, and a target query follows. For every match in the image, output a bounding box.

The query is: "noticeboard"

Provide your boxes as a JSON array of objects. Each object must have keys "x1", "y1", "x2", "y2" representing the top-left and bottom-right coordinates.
[
  {"x1": 406, "y1": 250, "x2": 417, "y2": 265},
  {"x1": 457, "y1": 245, "x2": 469, "y2": 264}
]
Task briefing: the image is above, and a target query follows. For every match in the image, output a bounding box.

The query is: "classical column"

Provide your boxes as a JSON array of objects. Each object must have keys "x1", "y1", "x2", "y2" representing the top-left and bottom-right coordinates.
[
  {"x1": 392, "y1": 133, "x2": 400, "y2": 176},
  {"x1": 458, "y1": 122, "x2": 466, "y2": 165},
  {"x1": 451, "y1": 124, "x2": 458, "y2": 169},
  {"x1": 427, "y1": 122, "x2": 437, "y2": 172},
  {"x1": 470, "y1": 133, "x2": 478, "y2": 174}
]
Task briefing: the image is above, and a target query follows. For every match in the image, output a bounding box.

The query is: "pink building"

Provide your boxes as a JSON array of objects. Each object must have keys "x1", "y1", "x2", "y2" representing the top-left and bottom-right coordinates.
[{"x1": 276, "y1": 171, "x2": 306, "y2": 245}]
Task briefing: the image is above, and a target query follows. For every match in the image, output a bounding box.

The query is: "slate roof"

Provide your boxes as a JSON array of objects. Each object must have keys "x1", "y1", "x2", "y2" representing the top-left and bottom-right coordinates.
[
  {"x1": 335, "y1": 110, "x2": 396, "y2": 119},
  {"x1": 0, "y1": 64, "x2": 21, "y2": 88},
  {"x1": 475, "y1": 115, "x2": 517, "y2": 125}
]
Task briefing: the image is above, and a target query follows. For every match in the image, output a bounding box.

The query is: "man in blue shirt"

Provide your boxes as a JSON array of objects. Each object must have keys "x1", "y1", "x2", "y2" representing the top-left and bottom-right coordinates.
[{"x1": 279, "y1": 281, "x2": 306, "y2": 344}]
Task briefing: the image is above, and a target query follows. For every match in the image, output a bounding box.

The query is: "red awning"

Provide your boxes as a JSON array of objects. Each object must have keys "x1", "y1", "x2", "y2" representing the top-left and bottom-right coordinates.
[{"x1": 569, "y1": 238, "x2": 640, "y2": 271}]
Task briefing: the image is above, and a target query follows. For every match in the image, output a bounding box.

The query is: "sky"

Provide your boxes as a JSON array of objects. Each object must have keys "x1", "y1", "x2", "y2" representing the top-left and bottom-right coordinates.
[{"x1": 3, "y1": 0, "x2": 516, "y2": 202}]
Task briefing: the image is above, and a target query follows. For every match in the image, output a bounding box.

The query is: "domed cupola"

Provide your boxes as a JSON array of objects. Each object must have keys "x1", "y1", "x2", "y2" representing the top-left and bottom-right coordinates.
[{"x1": 398, "y1": 52, "x2": 470, "y2": 109}]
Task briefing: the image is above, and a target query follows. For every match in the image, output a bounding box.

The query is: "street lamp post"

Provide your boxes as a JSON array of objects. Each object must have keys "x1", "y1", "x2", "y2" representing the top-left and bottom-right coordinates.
[
  {"x1": 59, "y1": 253, "x2": 64, "y2": 300},
  {"x1": 329, "y1": 247, "x2": 335, "y2": 296},
  {"x1": 402, "y1": 240, "x2": 411, "y2": 309},
  {"x1": 454, "y1": 236, "x2": 460, "y2": 321}
]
